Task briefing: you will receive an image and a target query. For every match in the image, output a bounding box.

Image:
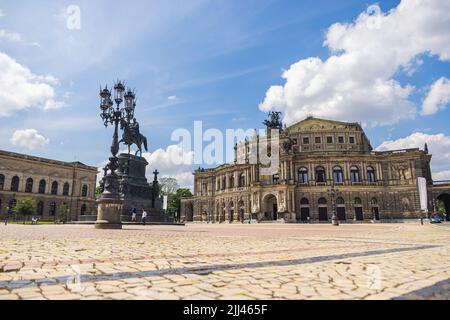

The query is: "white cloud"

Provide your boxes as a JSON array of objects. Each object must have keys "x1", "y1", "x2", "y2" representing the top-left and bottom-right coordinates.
[
  {"x1": 259, "y1": 1, "x2": 450, "y2": 126},
  {"x1": 96, "y1": 145, "x2": 195, "y2": 190},
  {"x1": 142, "y1": 144, "x2": 194, "y2": 189},
  {"x1": 0, "y1": 9, "x2": 4, "y2": 18},
  {"x1": 0, "y1": 29, "x2": 22, "y2": 42},
  {"x1": 433, "y1": 170, "x2": 450, "y2": 181},
  {"x1": 421, "y1": 77, "x2": 450, "y2": 115},
  {"x1": 167, "y1": 95, "x2": 177, "y2": 101},
  {"x1": 9, "y1": 129, "x2": 50, "y2": 150},
  {"x1": 0, "y1": 52, "x2": 64, "y2": 117},
  {"x1": 376, "y1": 132, "x2": 450, "y2": 180}
]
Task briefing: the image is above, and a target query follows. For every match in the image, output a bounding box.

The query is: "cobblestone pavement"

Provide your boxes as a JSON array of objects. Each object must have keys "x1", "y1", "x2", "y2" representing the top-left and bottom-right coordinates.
[{"x1": 0, "y1": 222, "x2": 449, "y2": 300}]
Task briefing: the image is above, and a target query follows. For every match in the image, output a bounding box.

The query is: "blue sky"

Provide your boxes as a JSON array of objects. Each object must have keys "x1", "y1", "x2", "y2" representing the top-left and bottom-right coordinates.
[{"x1": 1, "y1": 0, "x2": 450, "y2": 188}]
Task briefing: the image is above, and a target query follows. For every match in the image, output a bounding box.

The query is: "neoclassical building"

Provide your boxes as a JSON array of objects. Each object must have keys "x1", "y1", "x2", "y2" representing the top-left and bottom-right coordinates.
[
  {"x1": 181, "y1": 116, "x2": 450, "y2": 222},
  {"x1": 0, "y1": 150, "x2": 97, "y2": 221}
]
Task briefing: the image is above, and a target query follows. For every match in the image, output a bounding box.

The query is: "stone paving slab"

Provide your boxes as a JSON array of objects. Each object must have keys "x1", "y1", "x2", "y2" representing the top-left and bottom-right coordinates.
[{"x1": 0, "y1": 223, "x2": 449, "y2": 300}]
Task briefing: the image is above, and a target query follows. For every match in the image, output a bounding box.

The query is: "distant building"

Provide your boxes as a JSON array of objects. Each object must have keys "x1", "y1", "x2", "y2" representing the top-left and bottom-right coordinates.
[
  {"x1": 0, "y1": 150, "x2": 97, "y2": 221},
  {"x1": 181, "y1": 116, "x2": 450, "y2": 222}
]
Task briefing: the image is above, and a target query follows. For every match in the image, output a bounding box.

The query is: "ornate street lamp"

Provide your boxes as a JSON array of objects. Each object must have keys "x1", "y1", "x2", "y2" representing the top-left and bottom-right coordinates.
[
  {"x1": 95, "y1": 80, "x2": 134, "y2": 229},
  {"x1": 328, "y1": 183, "x2": 339, "y2": 226}
]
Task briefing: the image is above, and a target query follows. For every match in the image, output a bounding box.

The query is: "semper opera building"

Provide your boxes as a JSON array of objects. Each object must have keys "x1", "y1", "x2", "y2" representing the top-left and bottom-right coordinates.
[
  {"x1": 0, "y1": 149, "x2": 97, "y2": 221},
  {"x1": 181, "y1": 114, "x2": 450, "y2": 223}
]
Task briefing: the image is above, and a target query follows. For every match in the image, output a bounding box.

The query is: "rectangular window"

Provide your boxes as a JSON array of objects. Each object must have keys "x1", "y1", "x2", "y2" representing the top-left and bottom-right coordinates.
[
  {"x1": 326, "y1": 136, "x2": 333, "y2": 144},
  {"x1": 303, "y1": 137, "x2": 309, "y2": 144},
  {"x1": 315, "y1": 137, "x2": 321, "y2": 144},
  {"x1": 349, "y1": 136, "x2": 355, "y2": 144},
  {"x1": 338, "y1": 136, "x2": 344, "y2": 143}
]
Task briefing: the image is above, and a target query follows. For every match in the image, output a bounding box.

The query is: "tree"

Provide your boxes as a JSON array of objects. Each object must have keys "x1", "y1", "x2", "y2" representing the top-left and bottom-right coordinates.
[
  {"x1": 436, "y1": 200, "x2": 446, "y2": 217},
  {"x1": 13, "y1": 197, "x2": 36, "y2": 222},
  {"x1": 159, "y1": 177, "x2": 180, "y2": 196},
  {"x1": 59, "y1": 203, "x2": 69, "y2": 222},
  {"x1": 169, "y1": 188, "x2": 193, "y2": 215}
]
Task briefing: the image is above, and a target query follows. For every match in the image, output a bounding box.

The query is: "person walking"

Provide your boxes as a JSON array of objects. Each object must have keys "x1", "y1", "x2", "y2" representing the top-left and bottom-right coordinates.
[
  {"x1": 4, "y1": 217, "x2": 7, "y2": 226},
  {"x1": 142, "y1": 208, "x2": 147, "y2": 225},
  {"x1": 131, "y1": 208, "x2": 137, "y2": 222}
]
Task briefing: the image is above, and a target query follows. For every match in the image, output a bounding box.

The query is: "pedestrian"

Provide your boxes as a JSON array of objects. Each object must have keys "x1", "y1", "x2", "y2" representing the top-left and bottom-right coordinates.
[
  {"x1": 4, "y1": 217, "x2": 7, "y2": 226},
  {"x1": 142, "y1": 208, "x2": 147, "y2": 225},
  {"x1": 131, "y1": 208, "x2": 137, "y2": 222}
]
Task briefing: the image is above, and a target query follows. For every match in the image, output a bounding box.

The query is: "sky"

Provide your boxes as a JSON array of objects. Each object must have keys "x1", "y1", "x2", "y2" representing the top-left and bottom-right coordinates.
[{"x1": 1, "y1": 0, "x2": 450, "y2": 189}]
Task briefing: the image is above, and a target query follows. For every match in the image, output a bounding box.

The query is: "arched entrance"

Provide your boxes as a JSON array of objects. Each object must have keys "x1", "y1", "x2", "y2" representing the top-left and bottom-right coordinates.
[
  {"x1": 336, "y1": 197, "x2": 346, "y2": 220},
  {"x1": 318, "y1": 197, "x2": 328, "y2": 221},
  {"x1": 371, "y1": 198, "x2": 380, "y2": 220},
  {"x1": 298, "y1": 198, "x2": 310, "y2": 222},
  {"x1": 228, "y1": 201, "x2": 234, "y2": 223},
  {"x1": 238, "y1": 200, "x2": 245, "y2": 223},
  {"x1": 263, "y1": 194, "x2": 278, "y2": 220},
  {"x1": 437, "y1": 193, "x2": 450, "y2": 220},
  {"x1": 354, "y1": 197, "x2": 363, "y2": 221}
]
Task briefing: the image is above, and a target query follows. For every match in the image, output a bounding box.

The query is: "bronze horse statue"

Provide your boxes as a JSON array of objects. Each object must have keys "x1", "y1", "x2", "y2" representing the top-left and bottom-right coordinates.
[{"x1": 119, "y1": 118, "x2": 148, "y2": 157}]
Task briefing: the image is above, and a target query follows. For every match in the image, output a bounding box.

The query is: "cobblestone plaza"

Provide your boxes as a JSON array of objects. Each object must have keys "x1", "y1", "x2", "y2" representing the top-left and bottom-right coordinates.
[{"x1": 0, "y1": 223, "x2": 449, "y2": 300}]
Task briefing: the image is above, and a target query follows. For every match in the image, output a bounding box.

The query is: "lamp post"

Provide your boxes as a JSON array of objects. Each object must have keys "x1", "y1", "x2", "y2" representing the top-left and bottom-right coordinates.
[
  {"x1": 328, "y1": 183, "x2": 339, "y2": 226},
  {"x1": 95, "y1": 81, "x2": 135, "y2": 229}
]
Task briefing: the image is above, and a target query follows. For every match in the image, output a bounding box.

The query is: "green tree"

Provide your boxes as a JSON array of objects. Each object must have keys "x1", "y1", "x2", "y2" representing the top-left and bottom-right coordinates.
[
  {"x1": 59, "y1": 203, "x2": 69, "y2": 222},
  {"x1": 436, "y1": 200, "x2": 446, "y2": 217},
  {"x1": 13, "y1": 197, "x2": 36, "y2": 222},
  {"x1": 169, "y1": 188, "x2": 193, "y2": 215}
]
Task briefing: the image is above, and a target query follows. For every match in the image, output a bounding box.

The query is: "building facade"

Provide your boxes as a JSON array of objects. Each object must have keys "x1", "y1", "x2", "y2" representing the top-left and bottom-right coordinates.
[
  {"x1": 0, "y1": 150, "x2": 97, "y2": 221},
  {"x1": 181, "y1": 116, "x2": 450, "y2": 222}
]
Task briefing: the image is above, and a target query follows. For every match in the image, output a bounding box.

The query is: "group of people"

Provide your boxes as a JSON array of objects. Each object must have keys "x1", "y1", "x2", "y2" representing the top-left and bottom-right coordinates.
[{"x1": 131, "y1": 208, "x2": 148, "y2": 225}]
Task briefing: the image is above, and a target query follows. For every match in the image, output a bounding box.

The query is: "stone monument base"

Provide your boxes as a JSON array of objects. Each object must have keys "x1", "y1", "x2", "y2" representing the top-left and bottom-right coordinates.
[{"x1": 95, "y1": 198, "x2": 123, "y2": 229}]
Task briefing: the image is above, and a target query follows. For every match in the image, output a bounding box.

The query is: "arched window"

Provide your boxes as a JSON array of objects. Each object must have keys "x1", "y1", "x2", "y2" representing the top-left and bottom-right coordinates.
[
  {"x1": 39, "y1": 179, "x2": 46, "y2": 194},
  {"x1": 25, "y1": 178, "x2": 33, "y2": 193},
  {"x1": 37, "y1": 201, "x2": 44, "y2": 215},
  {"x1": 63, "y1": 183, "x2": 70, "y2": 196},
  {"x1": 8, "y1": 199, "x2": 16, "y2": 214},
  {"x1": 354, "y1": 197, "x2": 362, "y2": 205},
  {"x1": 81, "y1": 204, "x2": 87, "y2": 215},
  {"x1": 0, "y1": 174, "x2": 4, "y2": 190},
  {"x1": 298, "y1": 168, "x2": 308, "y2": 184},
  {"x1": 318, "y1": 197, "x2": 327, "y2": 205},
  {"x1": 11, "y1": 176, "x2": 19, "y2": 192},
  {"x1": 49, "y1": 202, "x2": 56, "y2": 216},
  {"x1": 300, "y1": 198, "x2": 309, "y2": 205},
  {"x1": 315, "y1": 167, "x2": 326, "y2": 183},
  {"x1": 336, "y1": 197, "x2": 345, "y2": 205},
  {"x1": 239, "y1": 173, "x2": 245, "y2": 187},
  {"x1": 350, "y1": 166, "x2": 360, "y2": 183},
  {"x1": 371, "y1": 197, "x2": 378, "y2": 206},
  {"x1": 367, "y1": 166, "x2": 376, "y2": 183},
  {"x1": 333, "y1": 166, "x2": 344, "y2": 183},
  {"x1": 51, "y1": 181, "x2": 58, "y2": 195},
  {"x1": 229, "y1": 176, "x2": 234, "y2": 188}
]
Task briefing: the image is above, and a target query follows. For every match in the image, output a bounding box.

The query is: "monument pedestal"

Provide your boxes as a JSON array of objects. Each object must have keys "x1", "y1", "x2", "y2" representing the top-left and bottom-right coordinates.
[
  {"x1": 95, "y1": 198, "x2": 123, "y2": 229},
  {"x1": 118, "y1": 153, "x2": 172, "y2": 223},
  {"x1": 95, "y1": 171, "x2": 123, "y2": 229}
]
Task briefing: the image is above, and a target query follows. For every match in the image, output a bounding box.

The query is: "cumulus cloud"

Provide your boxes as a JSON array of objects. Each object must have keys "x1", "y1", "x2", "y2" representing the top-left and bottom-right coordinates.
[
  {"x1": 142, "y1": 144, "x2": 194, "y2": 189},
  {"x1": 259, "y1": 0, "x2": 450, "y2": 126},
  {"x1": 376, "y1": 132, "x2": 450, "y2": 180},
  {"x1": 0, "y1": 52, "x2": 63, "y2": 117},
  {"x1": 9, "y1": 129, "x2": 50, "y2": 150},
  {"x1": 96, "y1": 145, "x2": 195, "y2": 190},
  {"x1": 421, "y1": 77, "x2": 450, "y2": 115}
]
